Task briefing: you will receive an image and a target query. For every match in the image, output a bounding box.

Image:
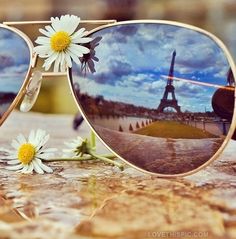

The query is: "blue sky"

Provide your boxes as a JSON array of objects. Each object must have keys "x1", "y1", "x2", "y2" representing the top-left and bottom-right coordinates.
[
  {"x1": 0, "y1": 28, "x2": 30, "y2": 93},
  {"x1": 73, "y1": 23, "x2": 230, "y2": 112}
]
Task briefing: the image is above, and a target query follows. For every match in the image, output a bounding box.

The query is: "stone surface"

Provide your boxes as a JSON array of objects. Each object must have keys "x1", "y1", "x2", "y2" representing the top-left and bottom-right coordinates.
[
  {"x1": 0, "y1": 111, "x2": 236, "y2": 239},
  {"x1": 95, "y1": 126, "x2": 223, "y2": 175}
]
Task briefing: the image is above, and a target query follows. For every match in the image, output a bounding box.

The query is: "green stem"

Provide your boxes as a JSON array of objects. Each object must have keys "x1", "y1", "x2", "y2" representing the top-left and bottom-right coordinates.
[
  {"x1": 100, "y1": 154, "x2": 117, "y2": 159},
  {"x1": 90, "y1": 131, "x2": 96, "y2": 148},
  {"x1": 44, "y1": 155, "x2": 93, "y2": 161},
  {"x1": 89, "y1": 151, "x2": 124, "y2": 171},
  {"x1": 43, "y1": 154, "x2": 116, "y2": 162}
]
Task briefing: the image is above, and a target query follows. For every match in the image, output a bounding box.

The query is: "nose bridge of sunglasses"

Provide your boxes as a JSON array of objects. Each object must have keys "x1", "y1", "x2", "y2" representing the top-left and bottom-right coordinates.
[
  {"x1": 20, "y1": 70, "x2": 71, "y2": 113},
  {"x1": 20, "y1": 71, "x2": 43, "y2": 112}
]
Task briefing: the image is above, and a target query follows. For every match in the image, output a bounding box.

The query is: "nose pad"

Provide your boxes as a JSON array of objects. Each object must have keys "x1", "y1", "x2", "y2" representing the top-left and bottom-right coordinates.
[{"x1": 20, "y1": 71, "x2": 43, "y2": 112}]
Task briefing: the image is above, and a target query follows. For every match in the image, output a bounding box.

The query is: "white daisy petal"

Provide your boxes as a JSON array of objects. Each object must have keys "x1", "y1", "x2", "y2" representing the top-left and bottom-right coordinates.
[
  {"x1": 4, "y1": 156, "x2": 17, "y2": 161},
  {"x1": 67, "y1": 49, "x2": 82, "y2": 65},
  {"x1": 34, "y1": 45, "x2": 51, "y2": 56},
  {"x1": 6, "y1": 164, "x2": 24, "y2": 171},
  {"x1": 64, "y1": 51, "x2": 72, "y2": 68},
  {"x1": 83, "y1": 30, "x2": 89, "y2": 36},
  {"x1": 16, "y1": 134, "x2": 26, "y2": 145},
  {"x1": 64, "y1": 142, "x2": 75, "y2": 148},
  {"x1": 38, "y1": 148, "x2": 57, "y2": 154},
  {"x1": 59, "y1": 15, "x2": 69, "y2": 31},
  {"x1": 53, "y1": 53, "x2": 61, "y2": 72},
  {"x1": 32, "y1": 160, "x2": 44, "y2": 174},
  {"x1": 37, "y1": 135, "x2": 50, "y2": 150},
  {"x1": 73, "y1": 141, "x2": 82, "y2": 147},
  {"x1": 34, "y1": 129, "x2": 45, "y2": 145},
  {"x1": 43, "y1": 61, "x2": 52, "y2": 71},
  {"x1": 67, "y1": 16, "x2": 80, "y2": 35},
  {"x1": 44, "y1": 52, "x2": 59, "y2": 67},
  {"x1": 62, "y1": 149, "x2": 72, "y2": 153},
  {"x1": 39, "y1": 28, "x2": 52, "y2": 37},
  {"x1": 54, "y1": 17, "x2": 62, "y2": 31},
  {"x1": 11, "y1": 139, "x2": 20, "y2": 150},
  {"x1": 45, "y1": 25, "x2": 56, "y2": 35},
  {"x1": 37, "y1": 147, "x2": 57, "y2": 157},
  {"x1": 69, "y1": 44, "x2": 90, "y2": 56},
  {"x1": 35, "y1": 36, "x2": 50, "y2": 45},
  {"x1": 51, "y1": 16, "x2": 61, "y2": 32},
  {"x1": 37, "y1": 153, "x2": 54, "y2": 160},
  {"x1": 76, "y1": 136, "x2": 84, "y2": 142},
  {"x1": 72, "y1": 37, "x2": 92, "y2": 44},
  {"x1": 28, "y1": 130, "x2": 36, "y2": 144},
  {"x1": 26, "y1": 163, "x2": 34, "y2": 174},
  {"x1": 71, "y1": 28, "x2": 86, "y2": 40},
  {"x1": 20, "y1": 164, "x2": 29, "y2": 173},
  {"x1": 7, "y1": 160, "x2": 20, "y2": 165},
  {"x1": 63, "y1": 136, "x2": 86, "y2": 157},
  {"x1": 0, "y1": 148, "x2": 12, "y2": 154},
  {"x1": 35, "y1": 158, "x2": 53, "y2": 173},
  {"x1": 37, "y1": 151, "x2": 57, "y2": 159},
  {"x1": 60, "y1": 52, "x2": 66, "y2": 72}
]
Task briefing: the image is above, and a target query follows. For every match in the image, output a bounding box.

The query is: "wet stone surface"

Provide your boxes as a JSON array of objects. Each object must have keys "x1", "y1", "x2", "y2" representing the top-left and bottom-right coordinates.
[
  {"x1": 95, "y1": 126, "x2": 223, "y2": 174},
  {"x1": 0, "y1": 112, "x2": 236, "y2": 239}
]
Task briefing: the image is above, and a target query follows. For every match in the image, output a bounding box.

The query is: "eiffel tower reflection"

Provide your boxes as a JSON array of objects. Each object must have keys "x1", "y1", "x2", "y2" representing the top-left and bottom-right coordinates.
[{"x1": 157, "y1": 50, "x2": 181, "y2": 113}]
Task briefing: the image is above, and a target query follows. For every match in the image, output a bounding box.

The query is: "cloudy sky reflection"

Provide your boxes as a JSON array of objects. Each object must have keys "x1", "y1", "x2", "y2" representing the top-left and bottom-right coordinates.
[
  {"x1": 0, "y1": 28, "x2": 30, "y2": 93},
  {"x1": 73, "y1": 23, "x2": 230, "y2": 112}
]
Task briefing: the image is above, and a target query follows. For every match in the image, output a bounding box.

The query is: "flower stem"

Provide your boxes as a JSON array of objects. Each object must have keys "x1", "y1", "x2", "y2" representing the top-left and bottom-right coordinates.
[
  {"x1": 43, "y1": 154, "x2": 117, "y2": 162},
  {"x1": 89, "y1": 151, "x2": 124, "y2": 171},
  {"x1": 100, "y1": 154, "x2": 117, "y2": 159},
  {"x1": 44, "y1": 155, "x2": 93, "y2": 161},
  {"x1": 90, "y1": 131, "x2": 96, "y2": 148}
]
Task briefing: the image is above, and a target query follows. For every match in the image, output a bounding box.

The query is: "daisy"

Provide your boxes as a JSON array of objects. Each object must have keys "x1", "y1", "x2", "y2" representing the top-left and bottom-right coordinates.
[
  {"x1": 2, "y1": 129, "x2": 57, "y2": 174},
  {"x1": 62, "y1": 136, "x2": 93, "y2": 158},
  {"x1": 34, "y1": 14, "x2": 92, "y2": 72},
  {"x1": 62, "y1": 135, "x2": 124, "y2": 170}
]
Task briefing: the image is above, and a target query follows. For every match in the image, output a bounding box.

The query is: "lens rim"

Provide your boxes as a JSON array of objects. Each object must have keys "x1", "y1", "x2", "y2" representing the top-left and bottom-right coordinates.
[
  {"x1": 0, "y1": 23, "x2": 33, "y2": 126},
  {"x1": 68, "y1": 20, "x2": 236, "y2": 177}
]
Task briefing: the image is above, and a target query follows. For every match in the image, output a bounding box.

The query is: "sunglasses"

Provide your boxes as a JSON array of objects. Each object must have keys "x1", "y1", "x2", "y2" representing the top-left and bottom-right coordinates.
[{"x1": 0, "y1": 16, "x2": 235, "y2": 177}]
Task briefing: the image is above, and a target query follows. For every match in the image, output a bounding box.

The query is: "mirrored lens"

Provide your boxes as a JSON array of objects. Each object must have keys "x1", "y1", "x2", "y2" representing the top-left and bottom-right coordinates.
[
  {"x1": 0, "y1": 27, "x2": 30, "y2": 120},
  {"x1": 71, "y1": 23, "x2": 235, "y2": 175}
]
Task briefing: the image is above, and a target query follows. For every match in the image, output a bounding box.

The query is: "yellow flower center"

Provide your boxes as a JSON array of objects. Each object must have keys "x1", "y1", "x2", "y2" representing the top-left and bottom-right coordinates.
[
  {"x1": 50, "y1": 31, "x2": 71, "y2": 52},
  {"x1": 18, "y1": 143, "x2": 36, "y2": 165}
]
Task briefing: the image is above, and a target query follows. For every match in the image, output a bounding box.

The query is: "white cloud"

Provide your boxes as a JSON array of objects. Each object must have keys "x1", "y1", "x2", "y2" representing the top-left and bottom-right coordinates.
[
  {"x1": 73, "y1": 23, "x2": 230, "y2": 112},
  {"x1": 93, "y1": 24, "x2": 229, "y2": 81}
]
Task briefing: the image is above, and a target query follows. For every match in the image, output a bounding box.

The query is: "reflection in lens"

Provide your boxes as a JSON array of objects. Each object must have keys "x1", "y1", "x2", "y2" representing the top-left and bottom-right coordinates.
[
  {"x1": 71, "y1": 23, "x2": 234, "y2": 175},
  {"x1": 0, "y1": 27, "x2": 30, "y2": 120},
  {"x1": 79, "y1": 36, "x2": 102, "y2": 75}
]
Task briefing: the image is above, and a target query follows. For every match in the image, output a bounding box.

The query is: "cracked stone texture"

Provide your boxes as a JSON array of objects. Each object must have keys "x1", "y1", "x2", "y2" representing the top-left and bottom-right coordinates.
[{"x1": 0, "y1": 111, "x2": 236, "y2": 239}]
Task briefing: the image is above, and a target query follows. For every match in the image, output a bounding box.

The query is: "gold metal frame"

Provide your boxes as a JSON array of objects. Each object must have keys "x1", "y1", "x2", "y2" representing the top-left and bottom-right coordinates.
[
  {"x1": 1, "y1": 19, "x2": 236, "y2": 178},
  {"x1": 68, "y1": 20, "x2": 236, "y2": 178}
]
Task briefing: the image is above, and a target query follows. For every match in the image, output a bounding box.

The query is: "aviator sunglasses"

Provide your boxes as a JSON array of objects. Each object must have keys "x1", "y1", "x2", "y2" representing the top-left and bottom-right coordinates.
[{"x1": 0, "y1": 15, "x2": 235, "y2": 177}]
